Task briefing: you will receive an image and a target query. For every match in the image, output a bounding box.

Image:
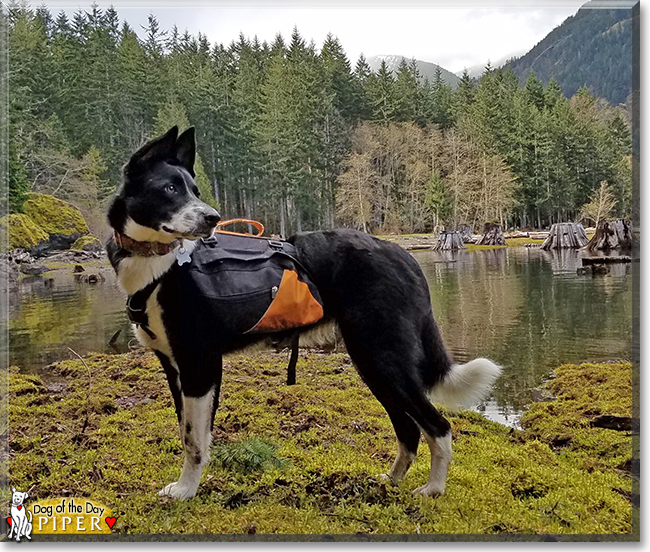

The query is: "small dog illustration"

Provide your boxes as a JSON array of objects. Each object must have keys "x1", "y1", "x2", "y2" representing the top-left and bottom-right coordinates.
[{"x1": 8, "y1": 487, "x2": 32, "y2": 542}]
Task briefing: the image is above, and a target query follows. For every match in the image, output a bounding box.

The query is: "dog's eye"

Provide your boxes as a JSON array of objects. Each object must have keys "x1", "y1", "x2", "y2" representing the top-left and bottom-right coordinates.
[{"x1": 165, "y1": 184, "x2": 177, "y2": 194}]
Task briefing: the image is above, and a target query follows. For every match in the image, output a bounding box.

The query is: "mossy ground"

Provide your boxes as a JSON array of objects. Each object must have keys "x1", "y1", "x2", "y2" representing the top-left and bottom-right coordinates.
[{"x1": 4, "y1": 351, "x2": 634, "y2": 537}]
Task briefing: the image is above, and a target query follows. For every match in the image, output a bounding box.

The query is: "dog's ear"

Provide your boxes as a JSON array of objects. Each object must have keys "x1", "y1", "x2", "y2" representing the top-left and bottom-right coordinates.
[
  {"x1": 24, "y1": 493, "x2": 28, "y2": 499},
  {"x1": 175, "y1": 127, "x2": 196, "y2": 177},
  {"x1": 11, "y1": 487, "x2": 15, "y2": 492},
  {"x1": 124, "y1": 126, "x2": 179, "y2": 177}
]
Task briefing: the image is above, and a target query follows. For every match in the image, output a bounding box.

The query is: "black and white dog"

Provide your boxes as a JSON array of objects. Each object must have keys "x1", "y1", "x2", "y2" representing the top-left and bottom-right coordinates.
[{"x1": 107, "y1": 126, "x2": 501, "y2": 500}]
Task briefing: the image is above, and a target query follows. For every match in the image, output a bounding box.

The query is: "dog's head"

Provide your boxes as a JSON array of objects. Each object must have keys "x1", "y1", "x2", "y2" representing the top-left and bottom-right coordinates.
[
  {"x1": 108, "y1": 126, "x2": 220, "y2": 243},
  {"x1": 11, "y1": 488, "x2": 28, "y2": 507}
]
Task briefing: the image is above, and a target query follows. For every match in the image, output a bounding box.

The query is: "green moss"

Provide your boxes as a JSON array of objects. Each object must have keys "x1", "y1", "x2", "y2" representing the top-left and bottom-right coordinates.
[
  {"x1": 22, "y1": 193, "x2": 89, "y2": 237},
  {"x1": 4, "y1": 353, "x2": 634, "y2": 536},
  {"x1": 0, "y1": 213, "x2": 49, "y2": 251},
  {"x1": 71, "y1": 235, "x2": 102, "y2": 251},
  {"x1": 521, "y1": 362, "x2": 632, "y2": 470}
]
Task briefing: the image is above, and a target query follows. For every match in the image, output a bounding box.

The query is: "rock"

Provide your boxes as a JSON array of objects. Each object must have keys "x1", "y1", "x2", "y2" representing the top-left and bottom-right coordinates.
[
  {"x1": 0, "y1": 214, "x2": 49, "y2": 252},
  {"x1": 71, "y1": 235, "x2": 103, "y2": 252},
  {"x1": 23, "y1": 193, "x2": 90, "y2": 256},
  {"x1": 73, "y1": 264, "x2": 85, "y2": 273},
  {"x1": 10, "y1": 248, "x2": 33, "y2": 263},
  {"x1": 23, "y1": 193, "x2": 88, "y2": 238},
  {"x1": 20, "y1": 263, "x2": 50, "y2": 276},
  {"x1": 0, "y1": 257, "x2": 19, "y2": 291}
]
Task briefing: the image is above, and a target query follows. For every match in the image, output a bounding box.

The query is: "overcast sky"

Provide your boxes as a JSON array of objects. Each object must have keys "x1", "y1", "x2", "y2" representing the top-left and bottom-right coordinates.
[{"x1": 38, "y1": 1, "x2": 627, "y2": 74}]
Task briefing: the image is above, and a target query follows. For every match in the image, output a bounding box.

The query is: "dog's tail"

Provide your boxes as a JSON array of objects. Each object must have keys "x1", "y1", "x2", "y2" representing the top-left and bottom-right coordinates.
[{"x1": 428, "y1": 358, "x2": 502, "y2": 411}]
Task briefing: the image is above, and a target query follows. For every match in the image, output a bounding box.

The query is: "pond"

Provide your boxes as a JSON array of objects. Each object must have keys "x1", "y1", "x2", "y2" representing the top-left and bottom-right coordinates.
[{"x1": 3, "y1": 246, "x2": 635, "y2": 427}]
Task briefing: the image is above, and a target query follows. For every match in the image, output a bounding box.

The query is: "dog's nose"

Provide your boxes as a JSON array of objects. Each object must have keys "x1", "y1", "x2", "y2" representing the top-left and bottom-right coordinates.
[{"x1": 204, "y1": 211, "x2": 221, "y2": 227}]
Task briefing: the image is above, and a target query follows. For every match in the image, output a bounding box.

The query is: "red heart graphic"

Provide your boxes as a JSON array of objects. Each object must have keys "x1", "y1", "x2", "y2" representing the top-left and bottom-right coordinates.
[
  {"x1": 105, "y1": 517, "x2": 116, "y2": 529},
  {"x1": 6, "y1": 517, "x2": 11, "y2": 526},
  {"x1": 17, "y1": 506, "x2": 22, "y2": 511}
]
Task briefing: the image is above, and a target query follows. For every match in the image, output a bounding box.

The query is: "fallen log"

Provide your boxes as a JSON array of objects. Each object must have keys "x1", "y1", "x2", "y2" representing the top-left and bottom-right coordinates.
[
  {"x1": 541, "y1": 223, "x2": 589, "y2": 250},
  {"x1": 582, "y1": 256, "x2": 631, "y2": 265}
]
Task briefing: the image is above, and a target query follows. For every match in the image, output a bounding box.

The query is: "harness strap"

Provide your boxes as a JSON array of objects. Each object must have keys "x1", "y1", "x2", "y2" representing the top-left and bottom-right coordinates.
[{"x1": 126, "y1": 279, "x2": 161, "y2": 339}]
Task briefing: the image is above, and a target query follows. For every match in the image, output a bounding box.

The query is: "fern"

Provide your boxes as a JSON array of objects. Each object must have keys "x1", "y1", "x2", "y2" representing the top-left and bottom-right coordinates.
[{"x1": 211, "y1": 437, "x2": 289, "y2": 474}]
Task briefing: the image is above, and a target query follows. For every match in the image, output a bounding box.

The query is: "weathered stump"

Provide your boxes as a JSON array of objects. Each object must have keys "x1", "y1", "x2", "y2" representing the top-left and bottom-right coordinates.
[
  {"x1": 458, "y1": 224, "x2": 474, "y2": 244},
  {"x1": 541, "y1": 223, "x2": 589, "y2": 250},
  {"x1": 583, "y1": 219, "x2": 638, "y2": 252},
  {"x1": 432, "y1": 231, "x2": 466, "y2": 251},
  {"x1": 477, "y1": 222, "x2": 506, "y2": 246}
]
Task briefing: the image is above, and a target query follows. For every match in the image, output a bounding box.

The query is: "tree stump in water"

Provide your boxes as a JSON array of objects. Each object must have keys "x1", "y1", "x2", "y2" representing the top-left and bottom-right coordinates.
[
  {"x1": 432, "y1": 231, "x2": 466, "y2": 251},
  {"x1": 458, "y1": 224, "x2": 474, "y2": 244},
  {"x1": 541, "y1": 223, "x2": 589, "y2": 250},
  {"x1": 583, "y1": 219, "x2": 638, "y2": 252},
  {"x1": 477, "y1": 222, "x2": 506, "y2": 246}
]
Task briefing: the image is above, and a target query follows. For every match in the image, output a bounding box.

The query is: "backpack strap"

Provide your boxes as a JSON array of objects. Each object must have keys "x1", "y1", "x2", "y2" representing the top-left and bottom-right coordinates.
[{"x1": 126, "y1": 279, "x2": 161, "y2": 340}]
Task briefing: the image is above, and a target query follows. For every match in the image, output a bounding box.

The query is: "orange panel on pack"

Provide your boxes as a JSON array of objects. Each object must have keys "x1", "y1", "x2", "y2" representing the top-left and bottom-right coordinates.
[{"x1": 250, "y1": 269, "x2": 324, "y2": 332}]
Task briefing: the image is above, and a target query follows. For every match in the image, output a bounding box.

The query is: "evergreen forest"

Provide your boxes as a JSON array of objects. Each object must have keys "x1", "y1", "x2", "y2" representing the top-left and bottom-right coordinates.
[{"x1": 3, "y1": 4, "x2": 633, "y2": 237}]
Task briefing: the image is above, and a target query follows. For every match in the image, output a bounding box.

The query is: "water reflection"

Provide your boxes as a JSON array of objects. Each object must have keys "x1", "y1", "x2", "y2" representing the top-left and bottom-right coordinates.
[
  {"x1": 4, "y1": 270, "x2": 133, "y2": 371},
  {"x1": 416, "y1": 247, "x2": 633, "y2": 424}
]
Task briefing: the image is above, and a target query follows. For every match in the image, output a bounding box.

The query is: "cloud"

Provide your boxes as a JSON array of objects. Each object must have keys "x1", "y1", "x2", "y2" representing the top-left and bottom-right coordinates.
[{"x1": 40, "y1": 2, "x2": 585, "y2": 73}]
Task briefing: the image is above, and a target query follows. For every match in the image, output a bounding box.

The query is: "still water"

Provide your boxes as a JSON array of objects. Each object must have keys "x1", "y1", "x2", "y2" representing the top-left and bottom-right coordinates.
[{"x1": 5, "y1": 247, "x2": 634, "y2": 426}]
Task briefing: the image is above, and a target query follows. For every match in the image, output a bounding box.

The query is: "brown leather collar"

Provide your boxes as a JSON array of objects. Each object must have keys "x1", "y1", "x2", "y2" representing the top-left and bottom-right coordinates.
[{"x1": 113, "y1": 231, "x2": 182, "y2": 257}]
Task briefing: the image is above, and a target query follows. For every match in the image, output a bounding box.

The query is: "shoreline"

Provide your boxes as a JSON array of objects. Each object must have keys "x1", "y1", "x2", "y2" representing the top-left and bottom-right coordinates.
[{"x1": 4, "y1": 350, "x2": 635, "y2": 536}]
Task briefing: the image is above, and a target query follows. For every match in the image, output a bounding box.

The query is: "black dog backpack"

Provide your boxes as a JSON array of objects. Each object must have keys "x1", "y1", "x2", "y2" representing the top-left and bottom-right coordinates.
[{"x1": 177, "y1": 223, "x2": 324, "y2": 341}]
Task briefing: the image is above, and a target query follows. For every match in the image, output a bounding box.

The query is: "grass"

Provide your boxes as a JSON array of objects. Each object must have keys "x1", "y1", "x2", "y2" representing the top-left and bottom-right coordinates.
[{"x1": 3, "y1": 351, "x2": 635, "y2": 537}]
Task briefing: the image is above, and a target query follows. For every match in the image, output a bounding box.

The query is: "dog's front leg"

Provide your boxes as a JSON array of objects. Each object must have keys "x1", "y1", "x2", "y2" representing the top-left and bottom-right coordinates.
[{"x1": 159, "y1": 354, "x2": 222, "y2": 500}]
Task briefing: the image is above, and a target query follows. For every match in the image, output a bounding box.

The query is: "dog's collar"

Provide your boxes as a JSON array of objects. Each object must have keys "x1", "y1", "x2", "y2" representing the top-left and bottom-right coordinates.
[{"x1": 113, "y1": 231, "x2": 182, "y2": 257}]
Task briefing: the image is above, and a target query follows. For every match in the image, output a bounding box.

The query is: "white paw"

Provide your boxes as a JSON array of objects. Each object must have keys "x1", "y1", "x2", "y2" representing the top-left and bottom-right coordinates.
[
  {"x1": 158, "y1": 481, "x2": 197, "y2": 500},
  {"x1": 413, "y1": 484, "x2": 445, "y2": 497}
]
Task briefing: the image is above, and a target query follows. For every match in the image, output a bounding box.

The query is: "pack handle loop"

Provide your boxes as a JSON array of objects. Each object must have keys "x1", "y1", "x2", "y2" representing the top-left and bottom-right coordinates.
[{"x1": 216, "y1": 219, "x2": 265, "y2": 237}]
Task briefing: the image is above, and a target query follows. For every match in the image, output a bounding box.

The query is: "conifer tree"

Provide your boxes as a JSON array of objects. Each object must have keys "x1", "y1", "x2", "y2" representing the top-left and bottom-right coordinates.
[{"x1": 153, "y1": 96, "x2": 218, "y2": 209}]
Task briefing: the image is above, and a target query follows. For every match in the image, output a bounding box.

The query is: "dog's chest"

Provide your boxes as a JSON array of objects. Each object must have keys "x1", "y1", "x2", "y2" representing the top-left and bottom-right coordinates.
[
  {"x1": 11, "y1": 505, "x2": 26, "y2": 519},
  {"x1": 134, "y1": 286, "x2": 173, "y2": 358}
]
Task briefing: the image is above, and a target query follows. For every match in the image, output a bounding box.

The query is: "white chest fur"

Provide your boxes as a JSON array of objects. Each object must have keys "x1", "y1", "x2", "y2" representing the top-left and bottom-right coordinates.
[
  {"x1": 117, "y1": 240, "x2": 197, "y2": 357},
  {"x1": 116, "y1": 239, "x2": 197, "y2": 295}
]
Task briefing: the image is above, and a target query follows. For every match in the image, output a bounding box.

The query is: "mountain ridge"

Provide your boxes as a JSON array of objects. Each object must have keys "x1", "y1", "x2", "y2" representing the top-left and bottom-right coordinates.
[
  {"x1": 366, "y1": 55, "x2": 460, "y2": 89},
  {"x1": 504, "y1": 1, "x2": 633, "y2": 105}
]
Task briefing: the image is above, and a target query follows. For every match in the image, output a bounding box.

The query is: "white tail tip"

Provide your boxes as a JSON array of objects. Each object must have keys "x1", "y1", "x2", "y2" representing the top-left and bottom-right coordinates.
[{"x1": 429, "y1": 358, "x2": 502, "y2": 411}]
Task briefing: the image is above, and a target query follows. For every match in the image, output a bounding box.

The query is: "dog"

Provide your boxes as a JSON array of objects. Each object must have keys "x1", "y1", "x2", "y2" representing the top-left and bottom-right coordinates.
[
  {"x1": 8, "y1": 488, "x2": 32, "y2": 541},
  {"x1": 106, "y1": 126, "x2": 501, "y2": 500}
]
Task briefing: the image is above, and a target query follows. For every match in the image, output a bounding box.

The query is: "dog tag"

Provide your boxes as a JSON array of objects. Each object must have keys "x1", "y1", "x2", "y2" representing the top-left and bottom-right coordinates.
[{"x1": 176, "y1": 246, "x2": 191, "y2": 266}]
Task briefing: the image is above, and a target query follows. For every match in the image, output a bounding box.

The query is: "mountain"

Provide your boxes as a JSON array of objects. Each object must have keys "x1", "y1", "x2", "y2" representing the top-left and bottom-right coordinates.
[
  {"x1": 505, "y1": 1, "x2": 633, "y2": 105},
  {"x1": 366, "y1": 55, "x2": 460, "y2": 89},
  {"x1": 460, "y1": 51, "x2": 527, "y2": 79}
]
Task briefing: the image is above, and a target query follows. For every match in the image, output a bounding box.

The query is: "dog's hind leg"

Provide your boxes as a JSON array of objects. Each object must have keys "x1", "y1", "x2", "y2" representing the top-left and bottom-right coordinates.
[
  {"x1": 398, "y1": 390, "x2": 453, "y2": 497},
  {"x1": 376, "y1": 407, "x2": 420, "y2": 483},
  {"x1": 158, "y1": 354, "x2": 222, "y2": 500}
]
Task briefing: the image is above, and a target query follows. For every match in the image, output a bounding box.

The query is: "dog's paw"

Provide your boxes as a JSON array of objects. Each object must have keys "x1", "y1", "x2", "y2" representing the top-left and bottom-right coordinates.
[
  {"x1": 412, "y1": 484, "x2": 445, "y2": 497},
  {"x1": 158, "y1": 481, "x2": 197, "y2": 500}
]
